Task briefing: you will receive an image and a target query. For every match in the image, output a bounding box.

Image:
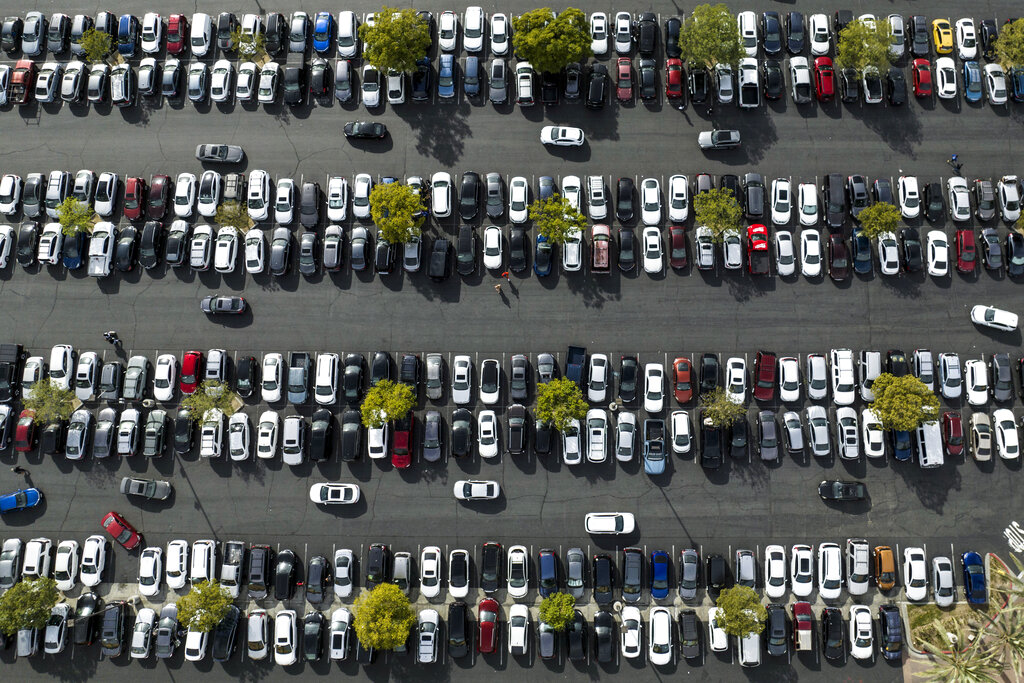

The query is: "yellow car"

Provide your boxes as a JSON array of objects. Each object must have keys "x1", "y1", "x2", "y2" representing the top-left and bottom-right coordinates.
[{"x1": 932, "y1": 19, "x2": 953, "y2": 54}]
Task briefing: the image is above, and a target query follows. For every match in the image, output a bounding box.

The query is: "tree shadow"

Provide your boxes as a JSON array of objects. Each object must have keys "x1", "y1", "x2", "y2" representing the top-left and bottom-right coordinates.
[{"x1": 396, "y1": 101, "x2": 471, "y2": 166}]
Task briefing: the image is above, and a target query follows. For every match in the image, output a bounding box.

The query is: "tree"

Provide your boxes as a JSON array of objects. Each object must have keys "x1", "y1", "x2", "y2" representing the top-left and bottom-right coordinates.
[
  {"x1": 693, "y1": 188, "x2": 743, "y2": 243},
  {"x1": 715, "y1": 586, "x2": 766, "y2": 638},
  {"x1": 214, "y1": 201, "x2": 251, "y2": 232},
  {"x1": 856, "y1": 202, "x2": 901, "y2": 240},
  {"x1": 836, "y1": 19, "x2": 892, "y2": 74},
  {"x1": 529, "y1": 195, "x2": 587, "y2": 246},
  {"x1": 353, "y1": 583, "x2": 416, "y2": 650},
  {"x1": 369, "y1": 183, "x2": 426, "y2": 246},
  {"x1": 176, "y1": 580, "x2": 232, "y2": 633},
  {"x1": 869, "y1": 373, "x2": 941, "y2": 432},
  {"x1": 917, "y1": 624, "x2": 1003, "y2": 683},
  {"x1": 57, "y1": 197, "x2": 95, "y2": 237},
  {"x1": 538, "y1": 593, "x2": 576, "y2": 631},
  {"x1": 24, "y1": 378, "x2": 75, "y2": 424},
  {"x1": 679, "y1": 4, "x2": 745, "y2": 70},
  {"x1": 995, "y1": 19, "x2": 1024, "y2": 70},
  {"x1": 535, "y1": 377, "x2": 589, "y2": 433},
  {"x1": 361, "y1": 379, "x2": 416, "y2": 428},
  {"x1": 700, "y1": 387, "x2": 747, "y2": 427},
  {"x1": 231, "y1": 25, "x2": 267, "y2": 59},
  {"x1": 181, "y1": 381, "x2": 238, "y2": 424},
  {"x1": 0, "y1": 578, "x2": 60, "y2": 636},
  {"x1": 80, "y1": 28, "x2": 113, "y2": 64},
  {"x1": 511, "y1": 8, "x2": 591, "y2": 75},
  {"x1": 358, "y1": 7, "x2": 431, "y2": 73}
]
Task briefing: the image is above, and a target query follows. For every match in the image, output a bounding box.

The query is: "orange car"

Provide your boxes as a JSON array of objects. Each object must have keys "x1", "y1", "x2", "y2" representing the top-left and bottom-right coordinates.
[
  {"x1": 673, "y1": 357, "x2": 693, "y2": 403},
  {"x1": 873, "y1": 545, "x2": 896, "y2": 590}
]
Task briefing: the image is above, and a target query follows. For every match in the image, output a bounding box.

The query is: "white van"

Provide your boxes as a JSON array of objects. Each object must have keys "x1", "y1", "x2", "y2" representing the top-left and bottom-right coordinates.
[
  {"x1": 587, "y1": 175, "x2": 607, "y2": 220},
  {"x1": 859, "y1": 350, "x2": 881, "y2": 401},
  {"x1": 738, "y1": 630, "x2": 761, "y2": 667},
  {"x1": 190, "y1": 13, "x2": 213, "y2": 56},
  {"x1": 916, "y1": 420, "x2": 944, "y2": 468}
]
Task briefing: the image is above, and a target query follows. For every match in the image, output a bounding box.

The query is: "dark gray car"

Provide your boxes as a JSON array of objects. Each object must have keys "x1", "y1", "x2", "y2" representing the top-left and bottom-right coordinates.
[
  {"x1": 423, "y1": 410, "x2": 442, "y2": 462},
  {"x1": 195, "y1": 144, "x2": 245, "y2": 163},
  {"x1": 123, "y1": 355, "x2": 148, "y2": 401},
  {"x1": 743, "y1": 173, "x2": 764, "y2": 219},
  {"x1": 299, "y1": 182, "x2": 320, "y2": 228},
  {"x1": 350, "y1": 227, "x2": 368, "y2": 271},
  {"x1": 485, "y1": 172, "x2": 503, "y2": 218},
  {"x1": 679, "y1": 610, "x2": 700, "y2": 659},
  {"x1": 757, "y1": 410, "x2": 779, "y2": 461},
  {"x1": 92, "y1": 407, "x2": 118, "y2": 458},
  {"x1": 679, "y1": 548, "x2": 699, "y2": 600},
  {"x1": 975, "y1": 179, "x2": 996, "y2": 222},
  {"x1": 270, "y1": 227, "x2": 290, "y2": 276},
  {"x1": 425, "y1": 353, "x2": 443, "y2": 401},
  {"x1": 298, "y1": 232, "x2": 317, "y2": 274},
  {"x1": 991, "y1": 353, "x2": 1013, "y2": 402},
  {"x1": 509, "y1": 354, "x2": 529, "y2": 401},
  {"x1": 119, "y1": 476, "x2": 172, "y2": 500},
  {"x1": 565, "y1": 547, "x2": 585, "y2": 599},
  {"x1": 766, "y1": 604, "x2": 788, "y2": 656},
  {"x1": 154, "y1": 604, "x2": 178, "y2": 659}
]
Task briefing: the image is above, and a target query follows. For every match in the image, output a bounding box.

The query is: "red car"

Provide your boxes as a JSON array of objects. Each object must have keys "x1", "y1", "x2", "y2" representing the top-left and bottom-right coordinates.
[
  {"x1": 912, "y1": 59, "x2": 933, "y2": 97},
  {"x1": 123, "y1": 177, "x2": 147, "y2": 221},
  {"x1": 672, "y1": 357, "x2": 693, "y2": 403},
  {"x1": 391, "y1": 411, "x2": 414, "y2": 469},
  {"x1": 813, "y1": 57, "x2": 835, "y2": 102},
  {"x1": 180, "y1": 350, "x2": 203, "y2": 395},
  {"x1": 827, "y1": 233, "x2": 850, "y2": 281},
  {"x1": 942, "y1": 411, "x2": 964, "y2": 456},
  {"x1": 147, "y1": 174, "x2": 172, "y2": 220},
  {"x1": 477, "y1": 598, "x2": 500, "y2": 653},
  {"x1": 752, "y1": 350, "x2": 777, "y2": 401},
  {"x1": 665, "y1": 58, "x2": 684, "y2": 101},
  {"x1": 101, "y1": 511, "x2": 142, "y2": 550},
  {"x1": 746, "y1": 224, "x2": 770, "y2": 275},
  {"x1": 669, "y1": 226, "x2": 687, "y2": 269},
  {"x1": 166, "y1": 14, "x2": 188, "y2": 55},
  {"x1": 955, "y1": 229, "x2": 976, "y2": 273},
  {"x1": 14, "y1": 409, "x2": 36, "y2": 452},
  {"x1": 10, "y1": 59, "x2": 36, "y2": 105},
  {"x1": 616, "y1": 57, "x2": 633, "y2": 102}
]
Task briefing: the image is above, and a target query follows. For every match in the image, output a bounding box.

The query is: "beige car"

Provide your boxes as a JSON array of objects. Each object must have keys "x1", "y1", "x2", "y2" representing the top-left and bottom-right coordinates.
[{"x1": 969, "y1": 412, "x2": 992, "y2": 461}]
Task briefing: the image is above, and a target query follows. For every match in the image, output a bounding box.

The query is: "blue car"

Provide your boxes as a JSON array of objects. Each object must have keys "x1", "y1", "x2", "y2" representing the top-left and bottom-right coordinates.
[
  {"x1": 0, "y1": 488, "x2": 42, "y2": 514},
  {"x1": 312, "y1": 12, "x2": 333, "y2": 53},
  {"x1": 117, "y1": 14, "x2": 138, "y2": 57},
  {"x1": 891, "y1": 430, "x2": 912, "y2": 461},
  {"x1": 650, "y1": 550, "x2": 670, "y2": 600},
  {"x1": 534, "y1": 235, "x2": 552, "y2": 276},
  {"x1": 962, "y1": 552, "x2": 987, "y2": 604},
  {"x1": 963, "y1": 61, "x2": 983, "y2": 103},
  {"x1": 62, "y1": 232, "x2": 84, "y2": 270},
  {"x1": 438, "y1": 54, "x2": 456, "y2": 99},
  {"x1": 464, "y1": 56, "x2": 480, "y2": 96}
]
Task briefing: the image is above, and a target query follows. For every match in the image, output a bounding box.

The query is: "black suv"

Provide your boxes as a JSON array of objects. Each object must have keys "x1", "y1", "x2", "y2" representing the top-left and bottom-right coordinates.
[
  {"x1": 428, "y1": 238, "x2": 451, "y2": 281},
  {"x1": 616, "y1": 178, "x2": 634, "y2": 222},
  {"x1": 765, "y1": 604, "x2": 788, "y2": 656},
  {"x1": 592, "y1": 554, "x2": 615, "y2": 604},
  {"x1": 706, "y1": 554, "x2": 726, "y2": 592},
  {"x1": 451, "y1": 408, "x2": 472, "y2": 457},
  {"x1": 459, "y1": 172, "x2": 481, "y2": 221},
  {"x1": 821, "y1": 606, "x2": 844, "y2": 660},
  {"x1": 306, "y1": 555, "x2": 332, "y2": 606},
  {"x1": 636, "y1": 12, "x2": 657, "y2": 55},
  {"x1": 507, "y1": 404, "x2": 528, "y2": 455},
  {"x1": 309, "y1": 410, "x2": 332, "y2": 462},
  {"x1": 248, "y1": 545, "x2": 273, "y2": 600},
  {"x1": 743, "y1": 173, "x2": 764, "y2": 219},
  {"x1": 822, "y1": 173, "x2": 846, "y2": 229},
  {"x1": 366, "y1": 543, "x2": 390, "y2": 589},
  {"x1": 481, "y1": 541, "x2": 502, "y2": 593},
  {"x1": 274, "y1": 549, "x2": 297, "y2": 601},
  {"x1": 303, "y1": 611, "x2": 324, "y2": 661},
  {"x1": 447, "y1": 602, "x2": 469, "y2": 658}
]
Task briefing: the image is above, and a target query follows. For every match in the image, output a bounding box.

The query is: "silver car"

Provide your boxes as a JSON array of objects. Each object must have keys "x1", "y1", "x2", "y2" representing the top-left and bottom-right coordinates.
[
  {"x1": 566, "y1": 547, "x2": 585, "y2": 599},
  {"x1": 123, "y1": 355, "x2": 148, "y2": 401},
  {"x1": 805, "y1": 405, "x2": 830, "y2": 457},
  {"x1": 350, "y1": 227, "x2": 368, "y2": 271},
  {"x1": 92, "y1": 407, "x2": 118, "y2": 458},
  {"x1": 65, "y1": 409, "x2": 92, "y2": 460},
  {"x1": 423, "y1": 410, "x2": 442, "y2": 462},
  {"x1": 425, "y1": 353, "x2": 444, "y2": 400}
]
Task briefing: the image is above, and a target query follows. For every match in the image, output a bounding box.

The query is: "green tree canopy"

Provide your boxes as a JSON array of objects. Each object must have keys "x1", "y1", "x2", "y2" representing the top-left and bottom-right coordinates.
[
  {"x1": 836, "y1": 19, "x2": 892, "y2": 74},
  {"x1": 679, "y1": 4, "x2": 745, "y2": 70},
  {"x1": 869, "y1": 373, "x2": 940, "y2": 432},
  {"x1": 57, "y1": 197, "x2": 95, "y2": 237},
  {"x1": 511, "y1": 8, "x2": 591, "y2": 74},
  {"x1": 359, "y1": 7, "x2": 432, "y2": 73},
  {"x1": 353, "y1": 583, "x2": 416, "y2": 650},
  {"x1": 176, "y1": 580, "x2": 232, "y2": 633},
  {"x1": 0, "y1": 578, "x2": 60, "y2": 636},
  {"x1": 995, "y1": 19, "x2": 1024, "y2": 70},
  {"x1": 361, "y1": 379, "x2": 416, "y2": 428},
  {"x1": 694, "y1": 187, "x2": 743, "y2": 243},
  {"x1": 214, "y1": 201, "x2": 251, "y2": 232},
  {"x1": 181, "y1": 381, "x2": 238, "y2": 424},
  {"x1": 715, "y1": 585, "x2": 766, "y2": 637},
  {"x1": 700, "y1": 387, "x2": 747, "y2": 427},
  {"x1": 535, "y1": 377, "x2": 589, "y2": 433},
  {"x1": 856, "y1": 202, "x2": 901, "y2": 240},
  {"x1": 538, "y1": 593, "x2": 576, "y2": 631},
  {"x1": 24, "y1": 378, "x2": 75, "y2": 424},
  {"x1": 231, "y1": 25, "x2": 267, "y2": 59},
  {"x1": 80, "y1": 28, "x2": 113, "y2": 64},
  {"x1": 369, "y1": 182, "x2": 426, "y2": 245},
  {"x1": 528, "y1": 195, "x2": 587, "y2": 246}
]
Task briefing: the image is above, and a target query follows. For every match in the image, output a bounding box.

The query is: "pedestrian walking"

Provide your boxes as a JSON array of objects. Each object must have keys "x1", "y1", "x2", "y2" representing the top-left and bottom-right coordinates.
[
  {"x1": 706, "y1": 106, "x2": 713, "y2": 116},
  {"x1": 494, "y1": 283, "x2": 502, "y2": 293},
  {"x1": 500, "y1": 271, "x2": 510, "y2": 280},
  {"x1": 951, "y1": 154, "x2": 958, "y2": 162},
  {"x1": 10, "y1": 466, "x2": 26, "y2": 475}
]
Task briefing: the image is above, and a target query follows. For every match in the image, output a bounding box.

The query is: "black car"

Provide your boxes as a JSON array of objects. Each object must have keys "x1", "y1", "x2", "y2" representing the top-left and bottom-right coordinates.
[
  {"x1": 73, "y1": 592, "x2": 102, "y2": 645},
  {"x1": 924, "y1": 182, "x2": 944, "y2": 221},
  {"x1": 585, "y1": 63, "x2": 608, "y2": 109},
  {"x1": 40, "y1": 420, "x2": 65, "y2": 456},
  {"x1": 765, "y1": 604, "x2": 788, "y2": 656},
  {"x1": 309, "y1": 410, "x2": 332, "y2": 462},
  {"x1": 909, "y1": 15, "x2": 929, "y2": 57},
  {"x1": 265, "y1": 12, "x2": 286, "y2": 55},
  {"x1": 594, "y1": 611, "x2": 615, "y2": 663},
  {"x1": 743, "y1": 173, "x2": 764, "y2": 219},
  {"x1": 114, "y1": 225, "x2": 137, "y2": 272},
  {"x1": 638, "y1": 58, "x2": 657, "y2": 101},
  {"x1": 343, "y1": 121, "x2": 387, "y2": 139},
  {"x1": 980, "y1": 19, "x2": 998, "y2": 60},
  {"x1": 720, "y1": 174, "x2": 741, "y2": 205},
  {"x1": 592, "y1": 554, "x2": 615, "y2": 604},
  {"x1": 729, "y1": 417, "x2": 748, "y2": 458},
  {"x1": 303, "y1": 611, "x2": 324, "y2": 661},
  {"x1": 560, "y1": 610, "x2": 585, "y2": 661},
  {"x1": 481, "y1": 541, "x2": 501, "y2": 593},
  {"x1": 369, "y1": 351, "x2": 390, "y2": 386},
  {"x1": 540, "y1": 73, "x2": 558, "y2": 105},
  {"x1": 618, "y1": 355, "x2": 638, "y2": 403},
  {"x1": 274, "y1": 549, "x2": 297, "y2": 601},
  {"x1": 991, "y1": 353, "x2": 1013, "y2": 402},
  {"x1": 822, "y1": 606, "x2": 844, "y2": 660},
  {"x1": 282, "y1": 66, "x2": 306, "y2": 105},
  {"x1": 873, "y1": 178, "x2": 894, "y2": 205},
  {"x1": 0, "y1": 16, "x2": 23, "y2": 52},
  {"x1": 637, "y1": 12, "x2": 657, "y2": 55},
  {"x1": 451, "y1": 408, "x2": 472, "y2": 457},
  {"x1": 447, "y1": 601, "x2": 468, "y2": 658},
  {"x1": 1006, "y1": 232, "x2": 1024, "y2": 277},
  {"x1": 699, "y1": 353, "x2": 718, "y2": 393},
  {"x1": 679, "y1": 610, "x2": 700, "y2": 659},
  {"x1": 139, "y1": 221, "x2": 163, "y2": 269},
  {"x1": 980, "y1": 228, "x2": 1003, "y2": 271},
  {"x1": 509, "y1": 227, "x2": 527, "y2": 272},
  {"x1": 374, "y1": 236, "x2": 395, "y2": 273},
  {"x1": 665, "y1": 17, "x2": 681, "y2": 58},
  {"x1": 839, "y1": 67, "x2": 859, "y2": 102},
  {"x1": 305, "y1": 555, "x2": 332, "y2": 606},
  {"x1": 16, "y1": 223, "x2": 38, "y2": 266},
  {"x1": 534, "y1": 234, "x2": 553, "y2": 275},
  {"x1": 887, "y1": 349, "x2": 909, "y2": 377},
  {"x1": 700, "y1": 417, "x2": 722, "y2": 469},
  {"x1": 617, "y1": 227, "x2": 635, "y2": 271},
  {"x1": 456, "y1": 225, "x2": 476, "y2": 275},
  {"x1": 762, "y1": 12, "x2": 782, "y2": 55},
  {"x1": 412, "y1": 58, "x2": 432, "y2": 100},
  {"x1": 763, "y1": 60, "x2": 783, "y2": 100},
  {"x1": 427, "y1": 237, "x2": 451, "y2": 281},
  {"x1": 822, "y1": 173, "x2": 846, "y2": 229},
  {"x1": 299, "y1": 182, "x2": 320, "y2": 229},
  {"x1": 310, "y1": 58, "x2": 331, "y2": 97},
  {"x1": 339, "y1": 409, "x2": 362, "y2": 462},
  {"x1": 365, "y1": 543, "x2": 389, "y2": 589},
  {"x1": 211, "y1": 605, "x2": 241, "y2": 662},
  {"x1": 851, "y1": 228, "x2": 872, "y2": 274},
  {"x1": 786, "y1": 12, "x2": 805, "y2": 53},
  {"x1": 818, "y1": 479, "x2": 867, "y2": 501},
  {"x1": 616, "y1": 177, "x2": 634, "y2": 223},
  {"x1": 173, "y1": 407, "x2": 193, "y2": 455},
  {"x1": 459, "y1": 172, "x2": 480, "y2": 221},
  {"x1": 900, "y1": 227, "x2": 923, "y2": 272},
  {"x1": 233, "y1": 356, "x2": 256, "y2": 398},
  {"x1": 887, "y1": 67, "x2": 907, "y2": 105},
  {"x1": 534, "y1": 420, "x2": 552, "y2": 455},
  {"x1": 706, "y1": 554, "x2": 726, "y2": 593},
  {"x1": 341, "y1": 354, "x2": 364, "y2": 403},
  {"x1": 689, "y1": 67, "x2": 709, "y2": 102},
  {"x1": 878, "y1": 604, "x2": 903, "y2": 661}
]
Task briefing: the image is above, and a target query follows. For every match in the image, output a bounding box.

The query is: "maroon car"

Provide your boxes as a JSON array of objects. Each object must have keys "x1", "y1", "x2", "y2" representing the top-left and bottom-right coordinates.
[
  {"x1": 477, "y1": 598, "x2": 500, "y2": 653},
  {"x1": 752, "y1": 350, "x2": 776, "y2": 401},
  {"x1": 669, "y1": 226, "x2": 687, "y2": 269},
  {"x1": 827, "y1": 233, "x2": 850, "y2": 281},
  {"x1": 123, "y1": 177, "x2": 147, "y2": 221},
  {"x1": 147, "y1": 175, "x2": 172, "y2": 220},
  {"x1": 942, "y1": 411, "x2": 964, "y2": 456},
  {"x1": 955, "y1": 229, "x2": 976, "y2": 274}
]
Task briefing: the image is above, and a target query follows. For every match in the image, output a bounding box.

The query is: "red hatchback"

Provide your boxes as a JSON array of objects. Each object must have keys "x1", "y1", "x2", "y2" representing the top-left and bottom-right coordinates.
[
  {"x1": 123, "y1": 177, "x2": 147, "y2": 221},
  {"x1": 753, "y1": 350, "x2": 776, "y2": 401},
  {"x1": 912, "y1": 59, "x2": 933, "y2": 97},
  {"x1": 101, "y1": 511, "x2": 142, "y2": 550},
  {"x1": 942, "y1": 411, "x2": 964, "y2": 456},
  {"x1": 616, "y1": 57, "x2": 633, "y2": 102},
  {"x1": 166, "y1": 14, "x2": 188, "y2": 55},
  {"x1": 665, "y1": 58, "x2": 684, "y2": 101},
  {"x1": 391, "y1": 411, "x2": 414, "y2": 469},
  {"x1": 673, "y1": 357, "x2": 693, "y2": 403},
  {"x1": 180, "y1": 350, "x2": 203, "y2": 395},
  {"x1": 477, "y1": 598, "x2": 500, "y2": 653},
  {"x1": 955, "y1": 229, "x2": 976, "y2": 273},
  {"x1": 148, "y1": 174, "x2": 172, "y2": 220},
  {"x1": 813, "y1": 57, "x2": 835, "y2": 102},
  {"x1": 14, "y1": 409, "x2": 36, "y2": 452}
]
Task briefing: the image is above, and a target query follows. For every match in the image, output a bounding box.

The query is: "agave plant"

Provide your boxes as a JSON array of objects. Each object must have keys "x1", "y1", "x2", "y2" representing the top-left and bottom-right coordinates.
[{"x1": 917, "y1": 623, "x2": 1002, "y2": 683}]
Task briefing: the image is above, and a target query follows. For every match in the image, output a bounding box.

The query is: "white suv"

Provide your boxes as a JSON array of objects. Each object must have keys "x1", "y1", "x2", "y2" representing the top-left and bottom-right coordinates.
[
  {"x1": 314, "y1": 352, "x2": 339, "y2": 405},
  {"x1": 829, "y1": 348, "x2": 855, "y2": 405},
  {"x1": 845, "y1": 539, "x2": 870, "y2": 596}
]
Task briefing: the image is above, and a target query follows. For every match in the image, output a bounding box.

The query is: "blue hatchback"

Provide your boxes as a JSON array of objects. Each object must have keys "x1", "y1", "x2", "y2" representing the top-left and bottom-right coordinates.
[
  {"x1": 962, "y1": 552, "x2": 987, "y2": 604},
  {"x1": 0, "y1": 487, "x2": 41, "y2": 513},
  {"x1": 312, "y1": 12, "x2": 333, "y2": 53},
  {"x1": 963, "y1": 61, "x2": 983, "y2": 103},
  {"x1": 117, "y1": 14, "x2": 138, "y2": 57},
  {"x1": 438, "y1": 54, "x2": 456, "y2": 99},
  {"x1": 650, "y1": 550, "x2": 670, "y2": 600}
]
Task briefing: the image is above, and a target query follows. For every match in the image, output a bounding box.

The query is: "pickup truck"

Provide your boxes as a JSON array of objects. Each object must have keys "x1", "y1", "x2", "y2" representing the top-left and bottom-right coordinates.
[
  {"x1": 287, "y1": 351, "x2": 310, "y2": 404},
  {"x1": 0, "y1": 344, "x2": 24, "y2": 402},
  {"x1": 10, "y1": 60, "x2": 35, "y2": 105},
  {"x1": 219, "y1": 541, "x2": 247, "y2": 598},
  {"x1": 591, "y1": 225, "x2": 611, "y2": 274},
  {"x1": 643, "y1": 419, "x2": 665, "y2": 460},
  {"x1": 565, "y1": 346, "x2": 587, "y2": 389}
]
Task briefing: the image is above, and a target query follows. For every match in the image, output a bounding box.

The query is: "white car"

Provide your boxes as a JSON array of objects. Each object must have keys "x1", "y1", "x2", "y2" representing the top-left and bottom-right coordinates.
[
  {"x1": 620, "y1": 605, "x2": 642, "y2": 658},
  {"x1": 877, "y1": 231, "x2": 900, "y2": 275},
  {"x1": 479, "y1": 358, "x2": 500, "y2": 404},
  {"x1": 353, "y1": 173, "x2": 373, "y2": 219},
  {"x1": 451, "y1": 355, "x2": 472, "y2": 404},
  {"x1": 861, "y1": 409, "x2": 885, "y2": 457},
  {"x1": 613, "y1": 12, "x2": 632, "y2": 54},
  {"x1": 507, "y1": 545, "x2": 528, "y2": 598},
  {"x1": 477, "y1": 410, "x2": 498, "y2": 458},
  {"x1": 53, "y1": 540, "x2": 79, "y2": 592},
  {"x1": 0, "y1": 174, "x2": 21, "y2": 215},
  {"x1": 806, "y1": 405, "x2": 831, "y2": 457},
  {"x1": 482, "y1": 225, "x2": 502, "y2": 270},
  {"x1": 903, "y1": 547, "x2": 928, "y2": 601},
  {"x1": 326, "y1": 176, "x2": 348, "y2": 222},
  {"x1": 888, "y1": 14, "x2": 905, "y2": 57},
  {"x1": 641, "y1": 178, "x2": 661, "y2": 225},
  {"x1": 985, "y1": 63, "x2": 1008, "y2": 105},
  {"x1": 642, "y1": 227, "x2": 662, "y2": 274},
  {"x1": 256, "y1": 411, "x2": 279, "y2": 460},
  {"x1": 244, "y1": 228, "x2": 265, "y2": 274},
  {"x1": 644, "y1": 363, "x2": 665, "y2": 412},
  {"x1": 797, "y1": 183, "x2": 818, "y2": 226},
  {"x1": 236, "y1": 61, "x2": 257, "y2": 101},
  {"x1": 778, "y1": 356, "x2": 800, "y2": 402},
  {"x1": 334, "y1": 549, "x2": 355, "y2": 597},
  {"x1": 738, "y1": 11, "x2": 757, "y2": 56},
  {"x1": 562, "y1": 175, "x2": 582, "y2": 211},
  {"x1": 834, "y1": 406, "x2": 859, "y2": 459},
  {"x1": 44, "y1": 603, "x2": 71, "y2": 654},
  {"x1": 809, "y1": 14, "x2": 830, "y2": 55},
  {"x1": 708, "y1": 607, "x2": 728, "y2": 652},
  {"x1": 79, "y1": 535, "x2": 106, "y2": 587},
  {"x1": 830, "y1": 349, "x2": 855, "y2": 405},
  {"x1": 586, "y1": 408, "x2": 608, "y2": 463},
  {"x1": 153, "y1": 354, "x2": 177, "y2": 402},
  {"x1": 0, "y1": 223, "x2": 14, "y2": 269},
  {"x1": 898, "y1": 175, "x2": 921, "y2": 219},
  {"x1": 274, "y1": 610, "x2": 298, "y2": 666},
  {"x1": 247, "y1": 169, "x2": 270, "y2": 221},
  {"x1": 763, "y1": 545, "x2": 786, "y2": 599},
  {"x1": 463, "y1": 7, "x2": 485, "y2": 53},
  {"x1": 999, "y1": 176, "x2": 1022, "y2": 222},
  {"x1": 947, "y1": 177, "x2": 971, "y2": 222},
  {"x1": 22, "y1": 537, "x2": 51, "y2": 581},
  {"x1": 771, "y1": 178, "x2": 792, "y2": 225},
  {"x1": 932, "y1": 556, "x2": 956, "y2": 608},
  {"x1": 367, "y1": 424, "x2": 388, "y2": 459},
  {"x1": 938, "y1": 352, "x2": 962, "y2": 400},
  {"x1": 439, "y1": 10, "x2": 458, "y2": 51},
  {"x1": 993, "y1": 408, "x2": 1020, "y2": 460},
  {"x1": 508, "y1": 176, "x2": 529, "y2": 223},
  {"x1": 540, "y1": 125, "x2": 585, "y2": 147},
  {"x1": 935, "y1": 57, "x2": 958, "y2": 99},
  {"x1": 615, "y1": 412, "x2": 637, "y2": 462},
  {"x1": 800, "y1": 228, "x2": 822, "y2": 277},
  {"x1": 725, "y1": 357, "x2": 746, "y2": 404},
  {"x1": 789, "y1": 57, "x2": 812, "y2": 104},
  {"x1": 563, "y1": 418, "x2": 582, "y2": 465},
  {"x1": 722, "y1": 229, "x2": 742, "y2": 269},
  {"x1": 165, "y1": 540, "x2": 189, "y2": 590},
  {"x1": 955, "y1": 18, "x2": 978, "y2": 60},
  {"x1": 274, "y1": 178, "x2": 295, "y2": 224},
  {"x1": 590, "y1": 12, "x2": 608, "y2": 55},
  {"x1": 38, "y1": 223, "x2": 63, "y2": 265},
  {"x1": 227, "y1": 413, "x2": 251, "y2": 461},
  {"x1": 927, "y1": 230, "x2": 949, "y2": 276},
  {"x1": 964, "y1": 359, "x2": 988, "y2": 405},
  {"x1": 667, "y1": 174, "x2": 688, "y2": 222},
  {"x1": 87, "y1": 222, "x2": 115, "y2": 277},
  {"x1": 328, "y1": 608, "x2": 351, "y2": 660},
  {"x1": 817, "y1": 542, "x2": 842, "y2": 600},
  {"x1": 670, "y1": 411, "x2": 691, "y2": 455},
  {"x1": 209, "y1": 59, "x2": 233, "y2": 102},
  {"x1": 849, "y1": 605, "x2": 873, "y2": 660},
  {"x1": 129, "y1": 606, "x2": 155, "y2": 659},
  {"x1": 140, "y1": 12, "x2": 162, "y2": 53},
  {"x1": 649, "y1": 607, "x2": 672, "y2": 665},
  {"x1": 213, "y1": 226, "x2": 238, "y2": 273},
  {"x1": 309, "y1": 482, "x2": 360, "y2": 504},
  {"x1": 453, "y1": 480, "x2": 500, "y2": 500},
  {"x1": 587, "y1": 353, "x2": 609, "y2": 402},
  {"x1": 419, "y1": 546, "x2": 442, "y2": 599},
  {"x1": 137, "y1": 546, "x2": 163, "y2": 597},
  {"x1": 508, "y1": 603, "x2": 529, "y2": 656},
  {"x1": 336, "y1": 11, "x2": 358, "y2": 58},
  {"x1": 775, "y1": 231, "x2": 795, "y2": 276},
  {"x1": 490, "y1": 13, "x2": 509, "y2": 55},
  {"x1": 49, "y1": 344, "x2": 74, "y2": 390},
  {"x1": 791, "y1": 544, "x2": 814, "y2": 597},
  {"x1": 261, "y1": 353, "x2": 283, "y2": 403},
  {"x1": 361, "y1": 64, "x2": 381, "y2": 107},
  {"x1": 430, "y1": 171, "x2": 452, "y2": 217},
  {"x1": 257, "y1": 62, "x2": 280, "y2": 104},
  {"x1": 584, "y1": 511, "x2": 635, "y2": 535},
  {"x1": 971, "y1": 305, "x2": 1018, "y2": 332}
]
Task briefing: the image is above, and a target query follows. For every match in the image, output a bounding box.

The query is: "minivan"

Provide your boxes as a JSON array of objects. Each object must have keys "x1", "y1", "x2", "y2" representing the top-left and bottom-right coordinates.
[
  {"x1": 488, "y1": 59, "x2": 506, "y2": 103},
  {"x1": 45, "y1": 170, "x2": 71, "y2": 219},
  {"x1": 859, "y1": 350, "x2": 881, "y2": 401},
  {"x1": 248, "y1": 544, "x2": 273, "y2": 600},
  {"x1": 392, "y1": 552, "x2": 411, "y2": 595},
  {"x1": 190, "y1": 13, "x2": 213, "y2": 56},
  {"x1": 916, "y1": 420, "x2": 944, "y2": 468}
]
